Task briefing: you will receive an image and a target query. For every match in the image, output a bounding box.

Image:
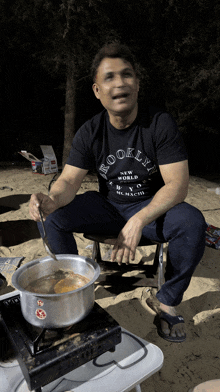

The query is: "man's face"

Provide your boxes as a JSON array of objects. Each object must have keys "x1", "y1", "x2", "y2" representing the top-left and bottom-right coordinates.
[{"x1": 92, "y1": 57, "x2": 139, "y2": 116}]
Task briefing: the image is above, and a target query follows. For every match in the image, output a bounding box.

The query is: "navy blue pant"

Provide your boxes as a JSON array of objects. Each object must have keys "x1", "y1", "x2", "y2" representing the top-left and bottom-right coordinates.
[{"x1": 38, "y1": 191, "x2": 207, "y2": 306}]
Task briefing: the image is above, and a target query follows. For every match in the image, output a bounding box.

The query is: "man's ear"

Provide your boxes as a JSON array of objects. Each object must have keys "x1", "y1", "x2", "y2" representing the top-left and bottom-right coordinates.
[{"x1": 92, "y1": 83, "x2": 100, "y2": 99}]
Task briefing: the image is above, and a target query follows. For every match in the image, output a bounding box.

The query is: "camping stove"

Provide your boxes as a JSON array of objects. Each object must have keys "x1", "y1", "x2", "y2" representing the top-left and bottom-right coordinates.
[{"x1": 0, "y1": 291, "x2": 121, "y2": 392}]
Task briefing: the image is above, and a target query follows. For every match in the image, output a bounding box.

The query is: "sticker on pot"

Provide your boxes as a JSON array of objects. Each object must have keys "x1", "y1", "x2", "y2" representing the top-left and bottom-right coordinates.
[
  {"x1": 37, "y1": 299, "x2": 44, "y2": 307},
  {"x1": 35, "y1": 308, "x2": 47, "y2": 320}
]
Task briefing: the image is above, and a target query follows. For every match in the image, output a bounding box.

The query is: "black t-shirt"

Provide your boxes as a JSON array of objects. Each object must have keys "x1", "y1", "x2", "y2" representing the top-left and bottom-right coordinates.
[{"x1": 67, "y1": 109, "x2": 188, "y2": 203}]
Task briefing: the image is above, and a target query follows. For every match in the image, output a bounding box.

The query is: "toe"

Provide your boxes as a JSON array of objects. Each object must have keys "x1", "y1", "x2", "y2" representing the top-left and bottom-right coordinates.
[
  {"x1": 170, "y1": 323, "x2": 186, "y2": 338},
  {"x1": 160, "y1": 319, "x2": 185, "y2": 338},
  {"x1": 160, "y1": 319, "x2": 171, "y2": 336}
]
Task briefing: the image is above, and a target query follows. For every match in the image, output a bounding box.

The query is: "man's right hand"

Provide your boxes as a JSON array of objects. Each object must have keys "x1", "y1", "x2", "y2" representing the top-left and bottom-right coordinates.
[{"x1": 29, "y1": 192, "x2": 58, "y2": 221}]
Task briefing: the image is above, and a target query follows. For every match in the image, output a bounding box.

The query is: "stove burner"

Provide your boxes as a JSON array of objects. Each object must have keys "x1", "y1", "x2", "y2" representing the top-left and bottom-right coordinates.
[
  {"x1": 20, "y1": 320, "x2": 81, "y2": 355},
  {"x1": 0, "y1": 294, "x2": 121, "y2": 391}
]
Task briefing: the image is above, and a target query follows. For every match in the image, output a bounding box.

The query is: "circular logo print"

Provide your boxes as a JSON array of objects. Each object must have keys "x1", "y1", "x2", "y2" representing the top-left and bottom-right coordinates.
[{"x1": 35, "y1": 308, "x2": 47, "y2": 320}]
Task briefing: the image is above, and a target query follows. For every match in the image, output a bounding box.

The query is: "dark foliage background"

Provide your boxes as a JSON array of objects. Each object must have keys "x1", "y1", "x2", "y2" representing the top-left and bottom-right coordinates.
[{"x1": 1, "y1": 0, "x2": 220, "y2": 175}]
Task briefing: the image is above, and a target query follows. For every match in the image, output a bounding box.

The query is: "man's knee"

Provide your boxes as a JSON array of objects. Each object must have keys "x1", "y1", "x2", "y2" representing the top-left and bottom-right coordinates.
[{"x1": 166, "y1": 202, "x2": 207, "y2": 239}]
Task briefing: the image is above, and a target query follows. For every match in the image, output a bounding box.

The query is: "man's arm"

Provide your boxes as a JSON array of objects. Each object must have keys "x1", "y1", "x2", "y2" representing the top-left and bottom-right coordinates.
[
  {"x1": 29, "y1": 164, "x2": 88, "y2": 221},
  {"x1": 134, "y1": 160, "x2": 189, "y2": 226},
  {"x1": 111, "y1": 160, "x2": 189, "y2": 264}
]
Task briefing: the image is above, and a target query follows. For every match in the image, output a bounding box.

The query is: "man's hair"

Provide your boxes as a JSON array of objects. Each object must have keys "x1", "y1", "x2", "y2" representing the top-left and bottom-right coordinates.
[{"x1": 91, "y1": 41, "x2": 140, "y2": 81}]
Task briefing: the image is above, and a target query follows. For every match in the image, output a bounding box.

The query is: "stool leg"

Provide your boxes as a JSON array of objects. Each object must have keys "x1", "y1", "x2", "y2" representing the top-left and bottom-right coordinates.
[
  {"x1": 135, "y1": 384, "x2": 142, "y2": 392},
  {"x1": 152, "y1": 244, "x2": 160, "y2": 274},
  {"x1": 92, "y1": 241, "x2": 102, "y2": 263},
  {"x1": 157, "y1": 243, "x2": 164, "y2": 290}
]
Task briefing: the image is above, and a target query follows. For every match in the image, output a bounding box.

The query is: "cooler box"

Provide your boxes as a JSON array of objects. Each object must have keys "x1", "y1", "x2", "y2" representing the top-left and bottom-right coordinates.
[{"x1": 19, "y1": 145, "x2": 58, "y2": 175}]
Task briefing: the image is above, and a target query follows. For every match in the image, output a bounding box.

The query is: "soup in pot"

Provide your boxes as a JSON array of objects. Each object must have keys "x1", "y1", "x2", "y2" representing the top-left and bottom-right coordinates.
[{"x1": 25, "y1": 269, "x2": 90, "y2": 294}]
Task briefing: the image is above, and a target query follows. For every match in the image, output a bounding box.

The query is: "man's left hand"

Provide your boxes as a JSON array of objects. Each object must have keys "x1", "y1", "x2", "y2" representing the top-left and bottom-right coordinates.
[{"x1": 111, "y1": 218, "x2": 142, "y2": 265}]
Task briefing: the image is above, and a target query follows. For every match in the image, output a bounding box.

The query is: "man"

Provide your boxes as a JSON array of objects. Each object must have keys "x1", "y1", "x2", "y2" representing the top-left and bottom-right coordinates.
[{"x1": 29, "y1": 42, "x2": 207, "y2": 342}]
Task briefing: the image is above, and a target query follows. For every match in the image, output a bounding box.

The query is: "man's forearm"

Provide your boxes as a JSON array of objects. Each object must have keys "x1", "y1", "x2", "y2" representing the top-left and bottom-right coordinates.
[
  {"x1": 48, "y1": 165, "x2": 88, "y2": 210},
  {"x1": 133, "y1": 182, "x2": 188, "y2": 230},
  {"x1": 49, "y1": 178, "x2": 79, "y2": 209}
]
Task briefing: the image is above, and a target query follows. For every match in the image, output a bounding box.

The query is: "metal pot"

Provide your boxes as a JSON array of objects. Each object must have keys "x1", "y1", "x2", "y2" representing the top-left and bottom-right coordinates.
[{"x1": 12, "y1": 254, "x2": 100, "y2": 328}]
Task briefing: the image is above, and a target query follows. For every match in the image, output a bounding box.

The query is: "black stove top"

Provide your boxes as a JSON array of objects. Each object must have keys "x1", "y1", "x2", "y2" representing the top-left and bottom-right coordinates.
[{"x1": 0, "y1": 293, "x2": 121, "y2": 391}]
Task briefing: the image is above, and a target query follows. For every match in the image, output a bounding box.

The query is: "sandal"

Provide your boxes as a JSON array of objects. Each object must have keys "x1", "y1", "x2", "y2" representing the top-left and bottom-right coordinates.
[{"x1": 158, "y1": 311, "x2": 186, "y2": 343}]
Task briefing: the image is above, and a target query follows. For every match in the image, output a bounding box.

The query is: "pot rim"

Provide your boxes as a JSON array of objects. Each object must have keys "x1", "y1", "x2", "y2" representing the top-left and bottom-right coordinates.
[{"x1": 11, "y1": 254, "x2": 100, "y2": 297}]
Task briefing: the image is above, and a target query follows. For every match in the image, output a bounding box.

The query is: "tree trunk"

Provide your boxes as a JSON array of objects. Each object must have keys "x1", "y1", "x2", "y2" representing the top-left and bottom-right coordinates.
[{"x1": 62, "y1": 59, "x2": 76, "y2": 168}]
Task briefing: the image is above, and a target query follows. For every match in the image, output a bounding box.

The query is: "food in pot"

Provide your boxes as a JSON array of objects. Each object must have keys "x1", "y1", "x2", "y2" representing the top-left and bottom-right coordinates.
[
  {"x1": 25, "y1": 269, "x2": 90, "y2": 294},
  {"x1": 54, "y1": 274, "x2": 90, "y2": 293}
]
